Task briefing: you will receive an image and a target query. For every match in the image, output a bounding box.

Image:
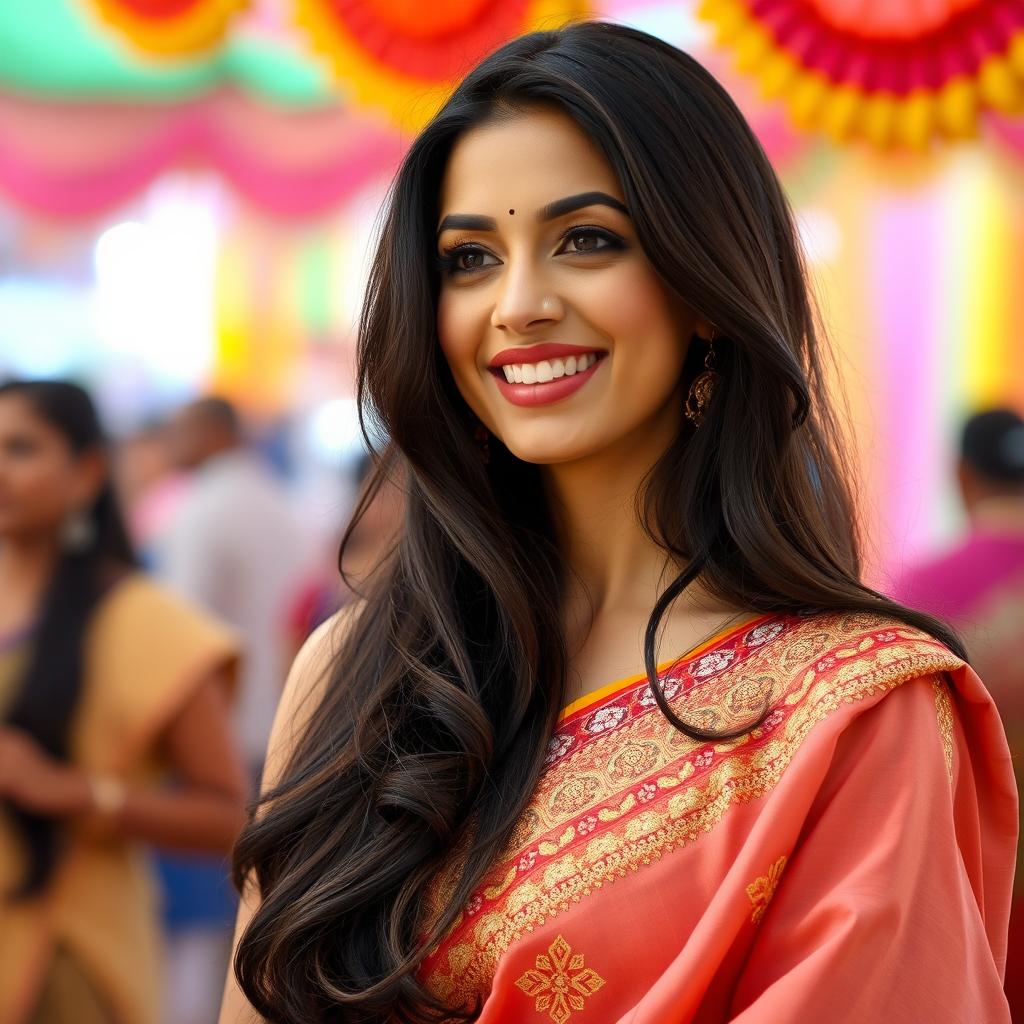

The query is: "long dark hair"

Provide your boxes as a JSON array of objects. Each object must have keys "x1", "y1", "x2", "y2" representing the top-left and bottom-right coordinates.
[
  {"x1": 233, "y1": 21, "x2": 965, "y2": 1022},
  {"x1": 0, "y1": 380, "x2": 137, "y2": 895}
]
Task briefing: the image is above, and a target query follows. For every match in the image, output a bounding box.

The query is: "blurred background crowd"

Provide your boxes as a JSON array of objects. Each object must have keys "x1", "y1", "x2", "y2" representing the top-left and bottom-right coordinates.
[{"x1": 0, "y1": 0, "x2": 1023, "y2": 1022}]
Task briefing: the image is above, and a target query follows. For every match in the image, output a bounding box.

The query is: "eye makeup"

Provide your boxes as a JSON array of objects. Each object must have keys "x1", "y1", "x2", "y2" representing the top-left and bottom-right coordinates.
[{"x1": 436, "y1": 225, "x2": 627, "y2": 277}]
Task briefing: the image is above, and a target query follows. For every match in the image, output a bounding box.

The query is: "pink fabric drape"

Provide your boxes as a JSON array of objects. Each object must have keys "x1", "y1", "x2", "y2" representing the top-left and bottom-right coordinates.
[{"x1": 0, "y1": 89, "x2": 405, "y2": 218}]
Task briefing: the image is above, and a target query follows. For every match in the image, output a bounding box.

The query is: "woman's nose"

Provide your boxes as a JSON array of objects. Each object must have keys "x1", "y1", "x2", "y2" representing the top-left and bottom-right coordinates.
[{"x1": 490, "y1": 262, "x2": 565, "y2": 334}]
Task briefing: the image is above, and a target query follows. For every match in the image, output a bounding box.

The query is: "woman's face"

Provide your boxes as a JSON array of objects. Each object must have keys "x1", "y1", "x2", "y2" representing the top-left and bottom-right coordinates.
[
  {"x1": 436, "y1": 105, "x2": 707, "y2": 466},
  {"x1": 0, "y1": 394, "x2": 101, "y2": 542}
]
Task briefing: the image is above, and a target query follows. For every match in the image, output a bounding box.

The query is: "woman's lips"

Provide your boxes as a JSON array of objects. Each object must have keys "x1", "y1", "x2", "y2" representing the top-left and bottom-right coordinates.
[{"x1": 489, "y1": 352, "x2": 607, "y2": 407}]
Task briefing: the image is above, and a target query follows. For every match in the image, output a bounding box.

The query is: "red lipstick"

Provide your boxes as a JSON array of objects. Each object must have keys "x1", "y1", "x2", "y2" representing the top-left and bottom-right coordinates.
[
  {"x1": 488, "y1": 346, "x2": 608, "y2": 408},
  {"x1": 488, "y1": 342, "x2": 604, "y2": 368}
]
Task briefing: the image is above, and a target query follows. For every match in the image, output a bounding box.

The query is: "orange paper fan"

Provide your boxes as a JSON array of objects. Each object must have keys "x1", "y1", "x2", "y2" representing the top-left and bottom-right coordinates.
[
  {"x1": 699, "y1": 0, "x2": 1024, "y2": 148},
  {"x1": 85, "y1": 0, "x2": 250, "y2": 56},
  {"x1": 293, "y1": 0, "x2": 589, "y2": 130}
]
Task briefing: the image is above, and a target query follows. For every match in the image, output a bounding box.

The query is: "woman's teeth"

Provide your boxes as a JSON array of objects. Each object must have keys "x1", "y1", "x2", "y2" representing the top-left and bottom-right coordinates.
[{"x1": 500, "y1": 352, "x2": 599, "y2": 384}]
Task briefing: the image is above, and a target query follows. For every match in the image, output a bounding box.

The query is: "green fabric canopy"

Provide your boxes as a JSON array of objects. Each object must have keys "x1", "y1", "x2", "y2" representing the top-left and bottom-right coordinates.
[{"x1": 0, "y1": 0, "x2": 335, "y2": 105}]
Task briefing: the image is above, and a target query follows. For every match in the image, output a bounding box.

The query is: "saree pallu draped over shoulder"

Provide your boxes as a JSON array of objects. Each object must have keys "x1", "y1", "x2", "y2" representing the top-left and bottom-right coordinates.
[{"x1": 420, "y1": 612, "x2": 1018, "y2": 1023}]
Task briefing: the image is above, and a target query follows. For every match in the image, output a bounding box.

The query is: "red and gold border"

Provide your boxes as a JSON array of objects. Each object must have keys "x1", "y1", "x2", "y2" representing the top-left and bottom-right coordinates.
[
  {"x1": 85, "y1": 0, "x2": 250, "y2": 57},
  {"x1": 698, "y1": 0, "x2": 1024, "y2": 148},
  {"x1": 293, "y1": 0, "x2": 589, "y2": 131}
]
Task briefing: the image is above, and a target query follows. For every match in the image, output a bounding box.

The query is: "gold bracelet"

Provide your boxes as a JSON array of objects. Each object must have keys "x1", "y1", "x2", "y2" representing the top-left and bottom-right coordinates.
[{"x1": 88, "y1": 774, "x2": 127, "y2": 819}]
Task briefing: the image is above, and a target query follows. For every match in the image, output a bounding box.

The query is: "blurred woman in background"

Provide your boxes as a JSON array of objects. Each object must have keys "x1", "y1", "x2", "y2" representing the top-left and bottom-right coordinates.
[{"x1": 0, "y1": 380, "x2": 247, "y2": 1024}]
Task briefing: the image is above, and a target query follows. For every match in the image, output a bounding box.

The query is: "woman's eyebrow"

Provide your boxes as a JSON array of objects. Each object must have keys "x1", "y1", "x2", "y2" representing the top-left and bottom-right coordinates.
[
  {"x1": 539, "y1": 191, "x2": 629, "y2": 221},
  {"x1": 436, "y1": 192, "x2": 630, "y2": 237}
]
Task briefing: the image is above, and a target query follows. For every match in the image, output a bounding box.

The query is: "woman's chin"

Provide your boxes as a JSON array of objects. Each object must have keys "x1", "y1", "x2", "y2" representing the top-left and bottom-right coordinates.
[{"x1": 499, "y1": 432, "x2": 604, "y2": 467}]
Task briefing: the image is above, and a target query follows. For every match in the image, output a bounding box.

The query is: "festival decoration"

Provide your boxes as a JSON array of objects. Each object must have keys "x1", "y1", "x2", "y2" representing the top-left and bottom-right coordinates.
[
  {"x1": 0, "y1": 91, "x2": 404, "y2": 218},
  {"x1": 698, "y1": 0, "x2": 1024, "y2": 148},
  {"x1": 85, "y1": 0, "x2": 250, "y2": 56},
  {"x1": 292, "y1": 0, "x2": 589, "y2": 129}
]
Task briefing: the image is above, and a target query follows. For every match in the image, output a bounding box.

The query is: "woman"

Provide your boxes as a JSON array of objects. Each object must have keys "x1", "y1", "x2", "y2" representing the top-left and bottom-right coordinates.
[
  {"x1": 222, "y1": 22, "x2": 1017, "y2": 1024},
  {"x1": 0, "y1": 380, "x2": 248, "y2": 1023}
]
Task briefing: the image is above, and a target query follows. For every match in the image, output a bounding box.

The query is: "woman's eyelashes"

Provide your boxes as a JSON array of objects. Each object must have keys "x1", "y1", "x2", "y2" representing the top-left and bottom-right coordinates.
[{"x1": 436, "y1": 225, "x2": 627, "y2": 278}]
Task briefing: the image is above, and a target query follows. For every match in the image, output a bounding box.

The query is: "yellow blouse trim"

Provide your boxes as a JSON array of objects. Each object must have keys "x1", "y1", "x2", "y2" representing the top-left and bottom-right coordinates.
[{"x1": 557, "y1": 614, "x2": 772, "y2": 723}]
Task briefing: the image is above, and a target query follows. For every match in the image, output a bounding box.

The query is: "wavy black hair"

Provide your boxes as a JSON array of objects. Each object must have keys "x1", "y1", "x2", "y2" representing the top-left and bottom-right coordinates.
[{"x1": 233, "y1": 21, "x2": 965, "y2": 1023}]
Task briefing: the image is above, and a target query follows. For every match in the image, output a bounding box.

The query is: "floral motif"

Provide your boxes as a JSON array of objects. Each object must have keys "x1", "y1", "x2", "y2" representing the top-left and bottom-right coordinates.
[
  {"x1": 746, "y1": 855, "x2": 788, "y2": 924},
  {"x1": 693, "y1": 648, "x2": 736, "y2": 678},
  {"x1": 760, "y1": 708, "x2": 785, "y2": 731},
  {"x1": 519, "y1": 851, "x2": 537, "y2": 872},
  {"x1": 746, "y1": 620, "x2": 784, "y2": 646},
  {"x1": 515, "y1": 935, "x2": 605, "y2": 1024},
  {"x1": 545, "y1": 734, "x2": 574, "y2": 766},
  {"x1": 639, "y1": 677, "x2": 682, "y2": 706},
  {"x1": 584, "y1": 706, "x2": 627, "y2": 734},
  {"x1": 693, "y1": 749, "x2": 714, "y2": 769},
  {"x1": 636, "y1": 782, "x2": 658, "y2": 803},
  {"x1": 576, "y1": 815, "x2": 598, "y2": 836}
]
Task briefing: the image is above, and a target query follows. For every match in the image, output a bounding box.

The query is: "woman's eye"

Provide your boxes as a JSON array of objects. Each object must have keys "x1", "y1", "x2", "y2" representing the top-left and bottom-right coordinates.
[
  {"x1": 458, "y1": 251, "x2": 491, "y2": 271},
  {"x1": 558, "y1": 228, "x2": 623, "y2": 255},
  {"x1": 5, "y1": 437, "x2": 37, "y2": 457},
  {"x1": 439, "y1": 246, "x2": 499, "y2": 276}
]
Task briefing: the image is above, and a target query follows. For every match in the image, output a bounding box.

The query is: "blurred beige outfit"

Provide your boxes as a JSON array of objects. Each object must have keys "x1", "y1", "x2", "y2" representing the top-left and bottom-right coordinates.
[{"x1": 0, "y1": 574, "x2": 238, "y2": 1024}]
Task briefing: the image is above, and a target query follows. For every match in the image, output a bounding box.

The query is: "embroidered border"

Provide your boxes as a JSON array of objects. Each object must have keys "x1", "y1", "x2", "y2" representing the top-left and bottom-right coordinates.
[{"x1": 932, "y1": 675, "x2": 955, "y2": 784}]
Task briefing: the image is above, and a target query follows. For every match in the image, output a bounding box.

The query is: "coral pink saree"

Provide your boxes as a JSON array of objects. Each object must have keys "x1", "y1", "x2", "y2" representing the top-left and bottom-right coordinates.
[{"x1": 421, "y1": 611, "x2": 1017, "y2": 1023}]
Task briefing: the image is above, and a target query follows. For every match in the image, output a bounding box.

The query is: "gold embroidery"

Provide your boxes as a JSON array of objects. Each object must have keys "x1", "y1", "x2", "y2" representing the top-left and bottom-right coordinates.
[
  {"x1": 746, "y1": 855, "x2": 788, "y2": 923},
  {"x1": 422, "y1": 614, "x2": 964, "y2": 1007},
  {"x1": 515, "y1": 935, "x2": 605, "y2": 1023},
  {"x1": 932, "y1": 676, "x2": 955, "y2": 784}
]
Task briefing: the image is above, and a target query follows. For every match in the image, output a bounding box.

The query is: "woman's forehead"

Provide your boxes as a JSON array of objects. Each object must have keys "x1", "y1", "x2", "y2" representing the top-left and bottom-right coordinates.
[{"x1": 438, "y1": 108, "x2": 624, "y2": 219}]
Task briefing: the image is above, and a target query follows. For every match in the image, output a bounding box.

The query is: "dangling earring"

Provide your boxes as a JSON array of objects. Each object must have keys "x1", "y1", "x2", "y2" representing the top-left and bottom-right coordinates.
[
  {"x1": 473, "y1": 423, "x2": 491, "y2": 466},
  {"x1": 685, "y1": 331, "x2": 719, "y2": 428},
  {"x1": 60, "y1": 509, "x2": 96, "y2": 553}
]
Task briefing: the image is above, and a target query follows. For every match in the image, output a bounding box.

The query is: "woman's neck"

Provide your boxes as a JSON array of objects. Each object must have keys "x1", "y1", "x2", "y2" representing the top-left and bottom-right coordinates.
[{"x1": 541, "y1": 407, "x2": 733, "y2": 626}]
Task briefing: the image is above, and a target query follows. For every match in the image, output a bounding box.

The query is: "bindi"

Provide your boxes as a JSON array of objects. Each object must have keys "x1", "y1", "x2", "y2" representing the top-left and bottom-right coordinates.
[{"x1": 508, "y1": 209, "x2": 515, "y2": 215}]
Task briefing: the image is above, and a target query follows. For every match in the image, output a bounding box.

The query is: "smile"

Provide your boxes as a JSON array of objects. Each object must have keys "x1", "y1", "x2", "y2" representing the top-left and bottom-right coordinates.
[
  {"x1": 487, "y1": 346, "x2": 607, "y2": 408},
  {"x1": 496, "y1": 352, "x2": 599, "y2": 384}
]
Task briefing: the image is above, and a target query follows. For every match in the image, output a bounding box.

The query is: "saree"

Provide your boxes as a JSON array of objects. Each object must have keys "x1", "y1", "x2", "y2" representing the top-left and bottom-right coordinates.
[
  {"x1": 0, "y1": 573, "x2": 239, "y2": 1024},
  {"x1": 420, "y1": 611, "x2": 1017, "y2": 1022}
]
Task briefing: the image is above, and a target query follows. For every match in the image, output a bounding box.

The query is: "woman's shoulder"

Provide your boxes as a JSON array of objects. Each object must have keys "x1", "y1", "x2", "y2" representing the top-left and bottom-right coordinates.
[
  {"x1": 676, "y1": 608, "x2": 964, "y2": 740},
  {"x1": 262, "y1": 600, "x2": 365, "y2": 790},
  {"x1": 772, "y1": 607, "x2": 962, "y2": 688}
]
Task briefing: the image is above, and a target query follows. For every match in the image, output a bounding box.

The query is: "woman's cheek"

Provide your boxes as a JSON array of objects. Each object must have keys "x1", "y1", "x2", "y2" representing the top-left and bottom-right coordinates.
[
  {"x1": 437, "y1": 293, "x2": 476, "y2": 374},
  {"x1": 437, "y1": 291, "x2": 492, "y2": 416}
]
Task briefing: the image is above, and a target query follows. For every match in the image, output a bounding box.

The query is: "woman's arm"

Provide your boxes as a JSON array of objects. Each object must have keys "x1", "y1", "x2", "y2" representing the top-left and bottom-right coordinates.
[
  {"x1": 107, "y1": 667, "x2": 248, "y2": 851},
  {"x1": 0, "y1": 668, "x2": 247, "y2": 851},
  {"x1": 219, "y1": 609, "x2": 354, "y2": 1024}
]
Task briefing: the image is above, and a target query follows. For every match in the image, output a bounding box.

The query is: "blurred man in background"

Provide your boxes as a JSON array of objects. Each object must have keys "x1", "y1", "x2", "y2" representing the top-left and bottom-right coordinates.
[
  {"x1": 155, "y1": 396, "x2": 312, "y2": 1024},
  {"x1": 894, "y1": 407, "x2": 1024, "y2": 1018},
  {"x1": 160, "y1": 396, "x2": 311, "y2": 772}
]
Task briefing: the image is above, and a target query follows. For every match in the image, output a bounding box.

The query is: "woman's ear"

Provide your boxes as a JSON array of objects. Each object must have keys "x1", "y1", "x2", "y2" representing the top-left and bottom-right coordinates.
[
  {"x1": 693, "y1": 316, "x2": 715, "y2": 342},
  {"x1": 70, "y1": 447, "x2": 108, "y2": 510}
]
